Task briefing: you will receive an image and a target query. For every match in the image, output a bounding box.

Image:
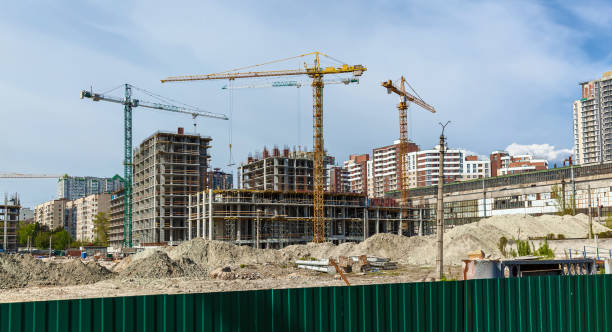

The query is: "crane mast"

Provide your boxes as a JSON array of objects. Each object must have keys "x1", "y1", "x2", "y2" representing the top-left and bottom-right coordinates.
[
  {"x1": 81, "y1": 84, "x2": 228, "y2": 247},
  {"x1": 162, "y1": 52, "x2": 366, "y2": 243},
  {"x1": 382, "y1": 77, "x2": 436, "y2": 216}
]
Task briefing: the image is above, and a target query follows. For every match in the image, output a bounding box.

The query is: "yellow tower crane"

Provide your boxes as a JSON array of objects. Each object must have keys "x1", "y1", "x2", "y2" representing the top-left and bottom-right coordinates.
[
  {"x1": 382, "y1": 77, "x2": 436, "y2": 209},
  {"x1": 162, "y1": 52, "x2": 366, "y2": 243}
]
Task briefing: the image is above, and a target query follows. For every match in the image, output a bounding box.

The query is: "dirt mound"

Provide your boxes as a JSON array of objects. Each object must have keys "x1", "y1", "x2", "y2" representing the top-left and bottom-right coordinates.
[
  {"x1": 351, "y1": 213, "x2": 612, "y2": 266},
  {"x1": 119, "y1": 250, "x2": 206, "y2": 279},
  {"x1": 167, "y1": 238, "x2": 284, "y2": 267},
  {"x1": 0, "y1": 254, "x2": 111, "y2": 289}
]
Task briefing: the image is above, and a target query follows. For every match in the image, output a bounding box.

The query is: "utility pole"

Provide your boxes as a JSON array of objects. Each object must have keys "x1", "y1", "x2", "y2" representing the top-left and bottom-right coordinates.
[
  {"x1": 3, "y1": 194, "x2": 7, "y2": 252},
  {"x1": 588, "y1": 184, "x2": 593, "y2": 239},
  {"x1": 436, "y1": 121, "x2": 450, "y2": 279}
]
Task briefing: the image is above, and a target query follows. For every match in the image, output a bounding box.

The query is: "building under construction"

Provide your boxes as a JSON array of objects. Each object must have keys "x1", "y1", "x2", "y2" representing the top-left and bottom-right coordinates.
[
  {"x1": 132, "y1": 128, "x2": 212, "y2": 246},
  {"x1": 238, "y1": 147, "x2": 334, "y2": 192},
  {"x1": 1, "y1": 194, "x2": 20, "y2": 252},
  {"x1": 187, "y1": 189, "x2": 428, "y2": 248}
]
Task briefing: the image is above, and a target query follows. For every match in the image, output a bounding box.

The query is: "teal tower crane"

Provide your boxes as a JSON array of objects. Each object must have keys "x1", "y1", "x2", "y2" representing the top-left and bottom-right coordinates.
[{"x1": 81, "y1": 84, "x2": 228, "y2": 247}]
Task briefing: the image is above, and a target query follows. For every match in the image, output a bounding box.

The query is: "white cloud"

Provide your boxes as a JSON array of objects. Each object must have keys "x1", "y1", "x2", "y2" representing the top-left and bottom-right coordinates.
[{"x1": 505, "y1": 143, "x2": 573, "y2": 161}]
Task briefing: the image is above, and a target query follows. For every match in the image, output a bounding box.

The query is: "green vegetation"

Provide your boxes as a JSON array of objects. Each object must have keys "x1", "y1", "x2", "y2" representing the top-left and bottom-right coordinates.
[
  {"x1": 533, "y1": 239, "x2": 555, "y2": 258},
  {"x1": 516, "y1": 239, "x2": 532, "y2": 256},
  {"x1": 498, "y1": 236, "x2": 508, "y2": 257},
  {"x1": 551, "y1": 184, "x2": 575, "y2": 216},
  {"x1": 16, "y1": 222, "x2": 38, "y2": 245},
  {"x1": 93, "y1": 212, "x2": 110, "y2": 246}
]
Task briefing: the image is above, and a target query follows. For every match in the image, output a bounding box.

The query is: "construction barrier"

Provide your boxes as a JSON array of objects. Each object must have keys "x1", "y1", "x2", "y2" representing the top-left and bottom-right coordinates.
[{"x1": 1, "y1": 274, "x2": 611, "y2": 331}]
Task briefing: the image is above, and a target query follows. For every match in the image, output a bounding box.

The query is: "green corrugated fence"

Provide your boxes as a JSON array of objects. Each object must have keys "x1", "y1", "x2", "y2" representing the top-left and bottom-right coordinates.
[{"x1": 1, "y1": 274, "x2": 611, "y2": 331}]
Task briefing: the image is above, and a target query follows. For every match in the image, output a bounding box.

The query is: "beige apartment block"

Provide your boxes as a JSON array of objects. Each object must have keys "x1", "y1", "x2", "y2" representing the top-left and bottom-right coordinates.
[
  {"x1": 34, "y1": 198, "x2": 68, "y2": 230},
  {"x1": 69, "y1": 193, "x2": 111, "y2": 242}
]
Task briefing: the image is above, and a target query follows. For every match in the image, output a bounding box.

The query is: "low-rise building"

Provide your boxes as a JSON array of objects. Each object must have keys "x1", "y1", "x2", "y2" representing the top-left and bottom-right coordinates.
[{"x1": 498, "y1": 155, "x2": 548, "y2": 175}]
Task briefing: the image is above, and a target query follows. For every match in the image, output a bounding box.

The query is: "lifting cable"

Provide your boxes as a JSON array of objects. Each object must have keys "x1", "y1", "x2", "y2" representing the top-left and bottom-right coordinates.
[{"x1": 227, "y1": 79, "x2": 235, "y2": 167}]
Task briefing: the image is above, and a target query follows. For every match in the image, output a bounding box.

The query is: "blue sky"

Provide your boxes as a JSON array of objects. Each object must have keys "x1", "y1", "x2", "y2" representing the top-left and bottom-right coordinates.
[{"x1": 1, "y1": 0, "x2": 611, "y2": 207}]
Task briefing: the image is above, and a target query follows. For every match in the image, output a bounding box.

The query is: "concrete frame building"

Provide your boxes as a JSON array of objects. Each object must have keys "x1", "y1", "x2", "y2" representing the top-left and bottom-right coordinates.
[
  {"x1": 573, "y1": 70, "x2": 612, "y2": 165},
  {"x1": 109, "y1": 189, "x2": 124, "y2": 248},
  {"x1": 1, "y1": 194, "x2": 20, "y2": 252},
  {"x1": 187, "y1": 189, "x2": 428, "y2": 248},
  {"x1": 132, "y1": 129, "x2": 212, "y2": 246},
  {"x1": 238, "y1": 147, "x2": 334, "y2": 192},
  {"x1": 58, "y1": 176, "x2": 122, "y2": 200}
]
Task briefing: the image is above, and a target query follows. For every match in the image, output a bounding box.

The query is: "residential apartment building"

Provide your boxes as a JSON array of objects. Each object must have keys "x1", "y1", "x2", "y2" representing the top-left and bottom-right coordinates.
[
  {"x1": 58, "y1": 175, "x2": 122, "y2": 200},
  {"x1": 132, "y1": 128, "x2": 212, "y2": 245},
  {"x1": 366, "y1": 160, "x2": 375, "y2": 197},
  {"x1": 238, "y1": 147, "x2": 334, "y2": 192},
  {"x1": 67, "y1": 193, "x2": 111, "y2": 242},
  {"x1": 573, "y1": 69, "x2": 612, "y2": 165},
  {"x1": 343, "y1": 154, "x2": 369, "y2": 194},
  {"x1": 372, "y1": 141, "x2": 419, "y2": 197},
  {"x1": 207, "y1": 168, "x2": 233, "y2": 190},
  {"x1": 326, "y1": 165, "x2": 348, "y2": 193},
  {"x1": 34, "y1": 198, "x2": 68, "y2": 230},
  {"x1": 1, "y1": 194, "x2": 20, "y2": 252},
  {"x1": 463, "y1": 155, "x2": 490, "y2": 180},
  {"x1": 498, "y1": 155, "x2": 548, "y2": 175},
  {"x1": 109, "y1": 190, "x2": 124, "y2": 248},
  {"x1": 415, "y1": 146, "x2": 465, "y2": 187},
  {"x1": 19, "y1": 207, "x2": 34, "y2": 223}
]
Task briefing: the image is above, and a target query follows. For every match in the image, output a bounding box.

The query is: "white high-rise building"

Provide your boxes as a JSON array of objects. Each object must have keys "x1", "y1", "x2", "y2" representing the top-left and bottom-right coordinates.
[{"x1": 573, "y1": 70, "x2": 612, "y2": 165}]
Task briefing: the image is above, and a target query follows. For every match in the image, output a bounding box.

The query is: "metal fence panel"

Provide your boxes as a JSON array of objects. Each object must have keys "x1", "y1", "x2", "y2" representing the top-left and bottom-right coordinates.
[{"x1": 1, "y1": 274, "x2": 611, "y2": 332}]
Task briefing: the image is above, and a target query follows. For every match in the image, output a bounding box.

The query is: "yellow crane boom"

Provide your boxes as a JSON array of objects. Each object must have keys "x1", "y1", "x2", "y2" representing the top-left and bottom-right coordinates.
[
  {"x1": 382, "y1": 76, "x2": 436, "y2": 210},
  {"x1": 162, "y1": 52, "x2": 366, "y2": 243}
]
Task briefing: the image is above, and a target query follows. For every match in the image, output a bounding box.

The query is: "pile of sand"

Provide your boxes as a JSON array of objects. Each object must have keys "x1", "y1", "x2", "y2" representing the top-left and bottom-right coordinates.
[
  {"x1": 0, "y1": 254, "x2": 111, "y2": 289},
  {"x1": 279, "y1": 214, "x2": 611, "y2": 266}
]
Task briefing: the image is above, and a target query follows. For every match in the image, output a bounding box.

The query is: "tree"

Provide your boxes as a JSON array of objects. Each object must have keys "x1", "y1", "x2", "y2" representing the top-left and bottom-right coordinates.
[
  {"x1": 551, "y1": 184, "x2": 574, "y2": 216},
  {"x1": 92, "y1": 212, "x2": 110, "y2": 246},
  {"x1": 34, "y1": 231, "x2": 51, "y2": 249},
  {"x1": 51, "y1": 229, "x2": 73, "y2": 250},
  {"x1": 17, "y1": 222, "x2": 37, "y2": 245}
]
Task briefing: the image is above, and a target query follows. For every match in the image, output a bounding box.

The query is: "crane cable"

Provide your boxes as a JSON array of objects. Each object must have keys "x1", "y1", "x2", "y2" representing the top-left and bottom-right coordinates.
[{"x1": 227, "y1": 79, "x2": 235, "y2": 166}]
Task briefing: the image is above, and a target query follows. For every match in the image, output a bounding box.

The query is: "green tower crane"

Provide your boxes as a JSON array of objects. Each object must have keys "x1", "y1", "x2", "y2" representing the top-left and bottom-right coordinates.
[{"x1": 81, "y1": 84, "x2": 228, "y2": 247}]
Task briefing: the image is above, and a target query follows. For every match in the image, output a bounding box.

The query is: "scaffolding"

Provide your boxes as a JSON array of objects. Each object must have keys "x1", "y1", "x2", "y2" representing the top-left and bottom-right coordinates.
[{"x1": 188, "y1": 189, "x2": 427, "y2": 248}]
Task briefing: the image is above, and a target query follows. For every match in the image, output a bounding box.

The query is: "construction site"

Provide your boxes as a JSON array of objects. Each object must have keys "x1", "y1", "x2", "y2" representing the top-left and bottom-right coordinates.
[
  {"x1": 186, "y1": 189, "x2": 428, "y2": 248},
  {"x1": 3, "y1": 45, "x2": 612, "y2": 330}
]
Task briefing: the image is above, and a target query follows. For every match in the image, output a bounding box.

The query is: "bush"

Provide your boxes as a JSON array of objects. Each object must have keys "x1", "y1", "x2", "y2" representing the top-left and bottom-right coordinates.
[
  {"x1": 498, "y1": 236, "x2": 508, "y2": 257},
  {"x1": 597, "y1": 231, "x2": 612, "y2": 238},
  {"x1": 556, "y1": 234, "x2": 566, "y2": 240},
  {"x1": 516, "y1": 239, "x2": 532, "y2": 256},
  {"x1": 534, "y1": 239, "x2": 555, "y2": 258}
]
